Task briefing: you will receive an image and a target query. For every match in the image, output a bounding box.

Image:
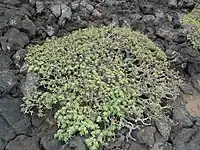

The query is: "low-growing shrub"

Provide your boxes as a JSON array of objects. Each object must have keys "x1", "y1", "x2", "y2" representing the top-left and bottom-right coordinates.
[
  {"x1": 22, "y1": 27, "x2": 182, "y2": 150},
  {"x1": 183, "y1": 6, "x2": 200, "y2": 50}
]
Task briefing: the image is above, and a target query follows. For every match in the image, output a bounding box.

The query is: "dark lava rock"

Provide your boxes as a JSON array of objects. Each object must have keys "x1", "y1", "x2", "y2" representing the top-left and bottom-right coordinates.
[
  {"x1": 192, "y1": 73, "x2": 200, "y2": 92},
  {"x1": 178, "y1": 0, "x2": 195, "y2": 9},
  {"x1": 155, "y1": 26, "x2": 174, "y2": 40},
  {"x1": 6, "y1": 135, "x2": 40, "y2": 150},
  {"x1": 0, "y1": 54, "x2": 12, "y2": 70},
  {"x1": 188, "y1": 60, "x2": 200, "y2": 75},
  {"x1": 1, "y1": 41, "x2": 21, "y2": 56},
  {"x1": 173, "y1": 30, "x2": 186, "y2": 43},
  {"x1": 0, "y1": 139, "x2": 4, "y2": 150},
  {"x1": 139, "y1": 4, "x2": 155, "y2": 15},
  {"x1": 59, "y1": 144, "x2": 70, "y2": 150},
  {"x1": 0, "y1": 115, "x2": 15, "y2": 141},
  {"x1": 180, "y1": 83, "x2": 196, "y2": 95},
  {"x1": 167, "y1": 0, "x2": 177, "y2": 9},
  {"x1": 0, "y1": 70, "x2": 16, "y2": 96},
  {"x1": 150, "y1": 132, "x2": 173, "y2": 150},
  {"x1": 137, "y1": 127, "x2": 156, "y2": 148},
  {"x1": 20, "y1": 62, "x2": 29, "y2": 74},
  {"x1": 68, "y1": 136, "x2": 86, "y2": 150},
  {"x1": 143, "y1": 15, "x2": 155, "y2": 24},
  {"x1": 50, "y1": 4, "x2": 61, "y2": 18},
  {"x1": 172, "y1": 128, "x2": 197, "y2": 144},
  {"x1": 155, "y1": 117, "x2": 171, "y2": 140},
  {"x1": 41, "y1": 136, "x2": 64, "y2": 150},
  {"x1": 12, "y1": 49, "x2": 27, "y2": 69},
  {"x1": 3, "y1": 0, "x2": 21, "y2": 6},
  {"x1": 0, "y1": 97, "x2": 31, "y2": 134},
  {"x1": 8, "y1": 15, "x2": 22, "y2": 29},
  {"x1": 172, "y1": 13, "x2": 181, "y2": 28},
  {"x1": 21, "y1": 17, "x2": 36, "y2": 37},
  {"x1": 36, "y1": 1, "x2": 45, "y2": 14},
  {"x1": 29, "y1": 0, "x2": 36, "y2": 7},
  {"x1": 173, "y1": 107, "x2": 193, "y2": 128},
  {"x1": 129, "y1": 141, "x2": 147, "y2": 150},
  {"x1": 4, "y1": 28, "x2": 29, "y2": 48},
  {"x1": 58, "y1": 4, "x2": 72, "y2": 26},
  {"x1": 45, "y1": 25, "x2": 57, "y2": 37}
]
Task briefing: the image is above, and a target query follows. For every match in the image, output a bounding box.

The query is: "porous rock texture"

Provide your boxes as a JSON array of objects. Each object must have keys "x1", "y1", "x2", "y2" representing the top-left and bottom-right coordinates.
[{"x1": 1, "y1": 0, "x2": 200, "y2": 150}]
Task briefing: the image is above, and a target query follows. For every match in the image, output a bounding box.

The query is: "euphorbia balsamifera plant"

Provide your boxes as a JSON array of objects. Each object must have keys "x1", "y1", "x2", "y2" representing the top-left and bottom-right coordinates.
[{"x1": 22, "y1": 27, "x2": 182, "y2": 150}]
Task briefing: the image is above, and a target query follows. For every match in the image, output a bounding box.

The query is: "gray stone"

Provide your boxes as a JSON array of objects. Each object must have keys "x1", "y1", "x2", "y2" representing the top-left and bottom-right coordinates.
[
  {"x1": 92, "y1": 9, "x2": 103, "y2": 19},
  {"x1": 20, "y1": 72, "x2": 39, "y2": 96},
  {"x1": 180, "y1": 83, "x2": 196, "y2": 95},
  {"x1": 172, "y1": 128, "x2": 197, "y2": 144},
  {"x1": 105, "y1": 0, "x2": 124, "y2": 6},
  {"x1": 150, "y1": 142, "x2": 173, "y2": 150},
  {"x1": 20, "y1": 62, "x2": 29, "y2": 74},
  {"x1": 50, "y1": 4, "x2": 61, "y2": 18},
  {"x1": 1, "y1": 41, "x2": 21, "y2": 56},
  {"x1": 0, "y1": 23, "x2": 8, "y2": 30},
  {"x1": 8, "y1": 16, "x2": 21, "y2": 28},
  {"x1": 21, "y1": 17, "x2": 36, "y2": 37},
  {"x1": 80, "y1": 0, "x2": 87, "y2": 7},
  {"x1": 6, "y1": 135, "x2": 40, "y2": 150},
  {"x1": 192, "y1": 73, "x2": 200, "y2": 93},
  {"x1": 0, "y1": 70, "x2": 16, "y2": 95},
  {"x1": 167, "y1": 0, "x2": 177, "y2": 9},
  {"x1": 3, "y1": 0, "x2": 20, "y2": 6},
  {"x1": 151, "y1": 132, "x2": 172, "y2": 150},
  {"x1": 129, "y1": 141, "x2": 147, "y2": 150},
  {"x1": 186, "y1": 142, "x2": 200, "y2": 150},
  {"x1": 155, "y1": 117, "x2": 171, "y2": 140},
  {"x1": 85, "y1": 4, "x2": 94, "y2": 11},
  {"x1": 0, "y1": 139, "x2": 4, "y2": 150},
  {"x1": 0, "y1": 54, "x2": 12, "y2": 71},
  {"x1": 155, "y1": 27, "x2": 174, "y2": 40},
  {"x1": 21, "y1": 4, "x2": 35, "y2": 16},
  {"x1": 178, "y1": 0, "x2": 195, "y2": 9},
  {"x1": 41, "y1": 136, "x2": 63, "y2": 150},
  {"x1": 59, "y1": 144, "x2": 70, "y2": 150},
  {"x1": 4, "y1": 28, "x2": 28, "y2": 47},
  {"x1": 0, "y1": 116, "x2": 15, "y2": 141},
  {"x1": 21, "y1": 32, "x2": 30, "y2": 45},
  {"x1": 45, "y1": 26, "x2": 56, "y2": 37},
  {"x1": 174, "y1": 142, "x2": 200, "y2": 150},
  {"x1": 69, "y1": 136, "x2": 86, "y2": 150},
  {"x1": 173, "y1": 107, "x2": 193, "y2": 127},
  {"x1": 0, "y1": 97, "x2": 31, "y2": 134},
  {"x1": 59, "y1": 4, "x2": 72, "y2": 26},
  {"x1": 71, "y1": 1, "x2": 80, "y2": 10},
  {"x1": 137, "y1": 127, "x2": 156, "y2": 148},
  {"x1": 36, "y1": 1, "x2": 45, "y2": 14},
  {"x1": 12, "y1": 49, "x2": 27, "y2": 69},
  {"x1": 4, "y1": 9, "x2": 16, "y2": 21},
  {"x1": 29, "y1": 0, "x2": 36, "y2": 7},
  {"x1": 143, "y1": 15, "x2": 155, "y2": 24},
  {"x1": 189, "y1": 130, "x2": 200, "y2": 144}
]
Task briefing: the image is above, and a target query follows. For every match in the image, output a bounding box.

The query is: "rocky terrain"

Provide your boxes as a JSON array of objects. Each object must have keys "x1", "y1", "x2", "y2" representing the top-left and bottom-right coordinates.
[{"x1": 1, "y1": 0, "x2": 200, "y2": 150}]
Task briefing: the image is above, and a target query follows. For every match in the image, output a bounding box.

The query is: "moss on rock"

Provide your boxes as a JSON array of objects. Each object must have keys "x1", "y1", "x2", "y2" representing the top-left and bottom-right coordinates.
[
  {"x1": 183, "y1": 6, "x2": 200, "y2": 50},
  {"x1": 22, "y1": 27, "x2": 182, "y2": 150}
]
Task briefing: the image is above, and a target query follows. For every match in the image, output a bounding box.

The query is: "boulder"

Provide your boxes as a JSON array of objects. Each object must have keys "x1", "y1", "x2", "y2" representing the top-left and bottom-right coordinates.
[
  {"x1": 0, "y1": 54, "x2": 12, "y2": 71},
  {"x1": 6, "y1": 135, "x2": 40, "y2": 150},
  {"x1": 21, "y1": 17, "x2": 36, "y2": 37},
  {"x1": 0, "y1": 70, "x2": 16, "y2": 96},
  {"x1": 137, "y1": 127, "x2": 156, "y2": 148}
]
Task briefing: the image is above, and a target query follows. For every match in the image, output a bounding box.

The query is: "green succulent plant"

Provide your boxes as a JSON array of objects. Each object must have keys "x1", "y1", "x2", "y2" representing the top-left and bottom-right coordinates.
[
  {"x1": 183, "y1": 6, "x2": 200, "y2": 50},
  {"x1": 22, "y1": 27, "x2": 182, "y2": 150}
]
